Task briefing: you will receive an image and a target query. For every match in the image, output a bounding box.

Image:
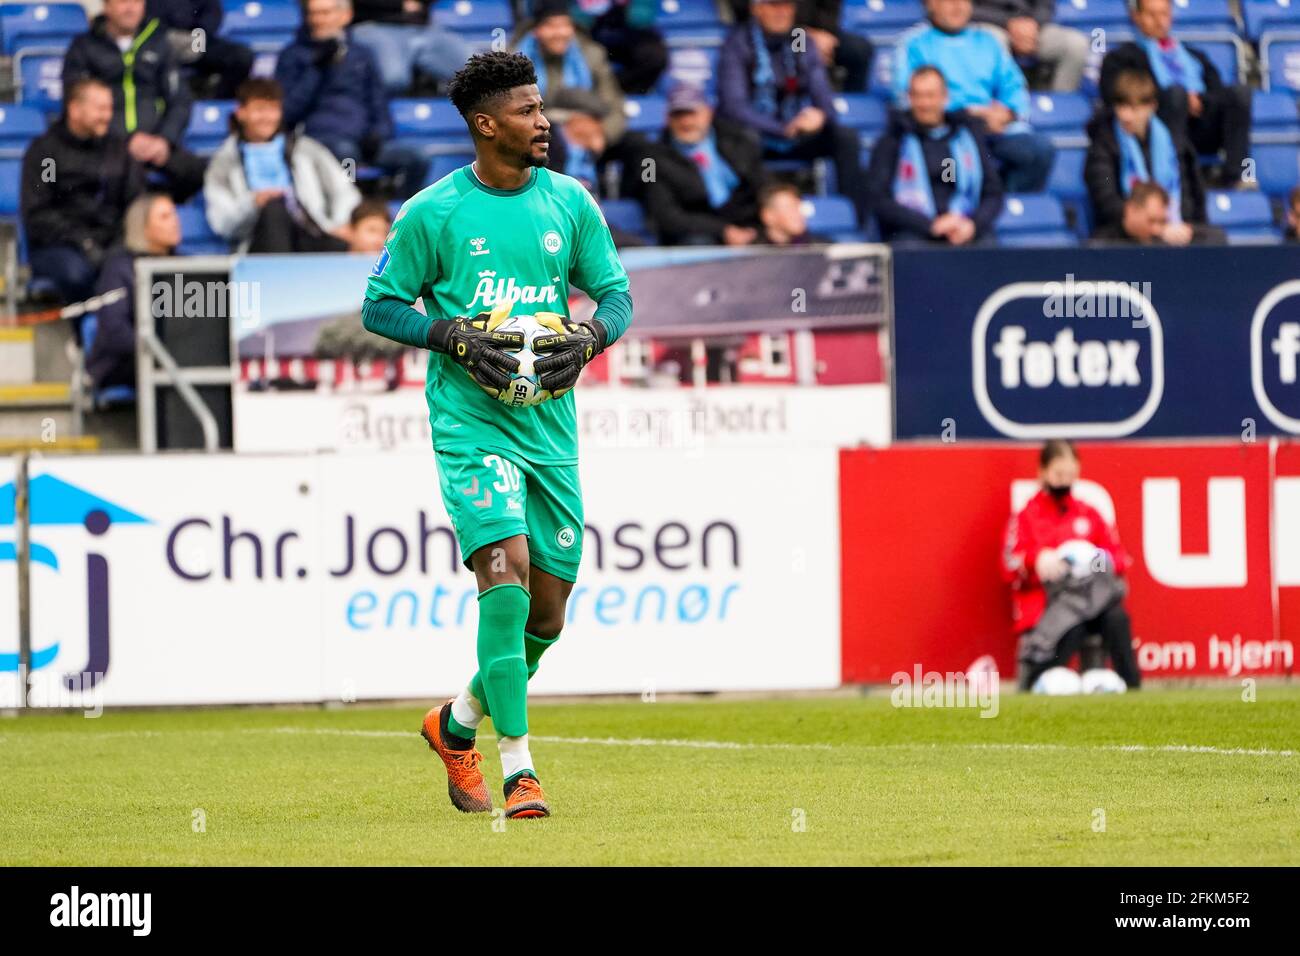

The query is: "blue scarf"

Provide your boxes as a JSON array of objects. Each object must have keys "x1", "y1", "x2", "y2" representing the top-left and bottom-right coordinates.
[
  {"x1": 240, "y1": 134, "x2": 292, "y2": 192},
  {"x1": 518, "y1": 33, "x2": 594, "y2": 97},
  {"x1": 1114, "y1": 114, "x2": 1183, "y2": 223},
  {"x1": 1140, "y1": 35, "x2": 1205, "y2": 94},
  {"x1": 673, "y1": 129, "x2": 740, "y2": 208},
  {"x1": 892, "y1": 124, "x2": 982, "y2": 218},
  {"x1": 565, "y1": 136, "x2": 597, "y2": 188},
  {"x1": 750, "y1": 22, "x2": 810, "y2": 153}
]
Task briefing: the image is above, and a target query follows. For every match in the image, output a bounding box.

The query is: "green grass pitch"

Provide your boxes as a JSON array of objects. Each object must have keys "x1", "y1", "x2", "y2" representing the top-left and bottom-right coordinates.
[{"x1": 1, "y1": 687, "x2": 1297, "y2": 865}]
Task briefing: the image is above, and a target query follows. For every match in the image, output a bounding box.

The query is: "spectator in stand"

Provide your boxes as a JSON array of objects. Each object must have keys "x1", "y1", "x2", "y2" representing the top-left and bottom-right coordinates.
[
  {"x1": 542, "y1": 87, "x2": 611, "y2": 194},
  {"x1": 63, "y1": 0, "x2": 207, "y2": 200},
  {"x1": 1100, "y1": 0, "x2": 1250, "y2": 187},
  {"x1": 568, "y1": 0, "x2": 668, "y2": 95},
  {"x1": 347, "y1": 199, "x2": 393, "y2": 253},
  {"x1": 717, "y1": 0, "x2": 867, "y2": 219},
  {"x1": 1003, "y1": 440, "x2": 1141, "y2": 692},
  {"x1": 86, "y1": 193, "x2": 181, "y2": 392},
  {"x1": 867, "y1": 65, "x2": 1003, "y2": 244},
  {"x1": 755, "y1": 179, "x2": 829, "y2": 244},
  {"x1": 641, "y1": 84, "x2": 768, "y2": 246},
  {"x1": 350, "y1": 0, "x2": 473, "y2": 95},
  {"x1": 894, "y1": 0, "x2": 1054, "y2": 192},
  {"x1": 512, "y1": 0, "x2": 628, "y2": 146},
  {"x1": 1089, "y1": 180, "x2": 1171, "y2": 244},
  {"x1": 724, "y1": 0, "x2": 873, "y2": 93},
  {"x1": 1287, "y1": 187, "x2": 1300, "y2": 242},
  {"x1": 1085, "y1": 68, "x2": 1221, "y2": 246},
  {"x1": 275, "y1": 0, "x2": 428, "y2": 196},
  {"x1": 205, "y1": 78, "x2": 362, "y2": 253},
  {"x1": 146, "y1": 0, "x2": 254, "y2": 98},
  {"x1": 21, "y1": 78, "x2": 144, "y2": 304},
  {"x1": 970, "y1": 0, "x2": 1088, "y2": 92}
]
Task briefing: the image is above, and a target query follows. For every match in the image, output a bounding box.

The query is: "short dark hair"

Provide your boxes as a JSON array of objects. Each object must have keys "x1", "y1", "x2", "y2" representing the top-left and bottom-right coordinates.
[
  {"x1": 1128, "y1": 180, "x2": 1169, "y2": 208},
  {"x1": 350, "y1": 198, "x2": 392, "y2": 227},
  {"x1": 757, "y1": 179, "x2": 800, "y2": 209},
  {"x1": 236, "y1": 77, "x2": 283, "y2": 104},
  {"x1": 447, "y1": 52, "x2": 539, "y2": 124},
  {"x1": 1040, "y1": 440, "x2": 1078, "y2": 468},
  {"x1": 1109, "y1": 68, "x2": 1157, "y2": 107},
  {"x1": 909, "y1": 65, "x2": 947, "y2": 88},
  {"x1": 64, "y1": 77, "x2": 110, "y2": 105}
]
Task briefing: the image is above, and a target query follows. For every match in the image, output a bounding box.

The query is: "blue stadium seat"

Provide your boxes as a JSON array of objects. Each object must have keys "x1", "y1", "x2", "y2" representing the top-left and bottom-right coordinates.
[
  {"x1": 842, "y1": 0, "x2": 925, "y2": 38},
  {"x1": 0, "y1": 2, "x2": 88, "y2": 56},
  {"x1": 599, "y1": 198, "x2": 653, "y2": 242},
  {"x1": 831, "y1": 93, "x2": 887, "y2": 146},
  {"x1": 656, "y1": 0, "x2": 726, "y2": 47},
  {"x1": 656, "y1": 45, "x2": 720, "y2": 96},
  {"x1": 1054, "y1": 0, "x2": 1131, "y2": 34},
  {"x1": 0, "y1": 104, "x2": 46, "y2": 158},
  {"x1": 1182, "y1": 33, "x2": 1241, "y2": 86},
  {"x1": 184, "y1": 100, "x2": 237, "y2": 156},
  {"x1": 995, "y1": 193, "x2": 1076, "y2": 246},
  {"x1": 175, "y1": 201, "x2": 231, "y2": 255},
  {"x1": 1047, "y1": 147, "x2": 1091, "y2": 236},
  {"x1": 1244, "y1": 0, "x2": 1300, "y2": 40},
  {"x1": 1028, "y1": 92, "x2": 1091, "y2": 145},
  {"x1": 1206, "y1": 189, "x2": 1281, "y2": 243},
  {"x1": 220, "y1": 1, "x2": 300, "y2": 48},
  {"x1": 432, "y1": 0, "x2": 512, "y2": 44},
  {"x1": 1170, "y1": 0, "x2": 1237, "y2": 30},
  {"x1": 1263, "y1": 33, "x2": 1300, "y2": 92},
  {"x1": 423, "y1": 151, "x2": 474, "y2": 186},
  {"x1": 800, "y1": 194, "x2": 864, "y2": 241},
  {"x1": 0, "y1": 158, "x2": 21, "y2": 219},
  {"x1": 1254, "y1": 143, "x2": 1300, "y2": 197},
  {"x1": 1252, "y1": 89, "x2": 1300, "y2": 143},
  {"x1": 78, "y1": 314, "x2": 137, "y2": 407},
  {"x1": 869, "y1": 42, "x2": 897, "y2": 97},
  {"x1": 623, "y1": 94, "x2": 668, "y2": 135},
  {"x1": 15, "y1": 51, "x2": 63, "y2": 114},
  {"x1": 390, "y1": 98, "x2": 472, "y2": 154}
]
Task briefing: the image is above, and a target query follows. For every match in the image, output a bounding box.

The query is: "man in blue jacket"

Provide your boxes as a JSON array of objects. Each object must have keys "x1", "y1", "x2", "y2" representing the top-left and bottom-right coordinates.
[
  {"x1": 893, "y1": 0, "x2": 1054, "y2": 192},
  {"x1": 717, "y1": 0, "x2": 866, "y2": 220},
  {"x1": 275, "y1": 0, "x2": 428, "y2": 195}
]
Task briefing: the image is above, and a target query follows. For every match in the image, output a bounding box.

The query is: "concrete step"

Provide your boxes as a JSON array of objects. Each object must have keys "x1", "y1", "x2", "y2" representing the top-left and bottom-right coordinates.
[
  {"x1": 0, "y1": 328, "x2": 35, "y2": 385},
  {"x1": 0, "y1": 381, "x2": 76, "y2": 442},
  {"x1": 0, "y1": 435, "x2": 99, "y2": 453},
  {"x1": 0, "y1": 381, "x2": 71, "y2": 406}
]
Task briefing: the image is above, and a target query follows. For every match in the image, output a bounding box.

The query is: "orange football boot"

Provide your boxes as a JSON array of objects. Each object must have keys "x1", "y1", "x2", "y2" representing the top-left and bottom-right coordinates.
[
  {"x1": 420, "y1": 701, "x2": 492, "y2": 813},
  {"x1": 503, "y1": 774, "x2": 551, "y2": 819}
]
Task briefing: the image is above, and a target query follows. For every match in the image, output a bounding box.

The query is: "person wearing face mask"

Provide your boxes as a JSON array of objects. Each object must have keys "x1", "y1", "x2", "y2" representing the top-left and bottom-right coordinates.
[{"x1": 1002, "y1": 440, "x2": 1141, "y2": 691}]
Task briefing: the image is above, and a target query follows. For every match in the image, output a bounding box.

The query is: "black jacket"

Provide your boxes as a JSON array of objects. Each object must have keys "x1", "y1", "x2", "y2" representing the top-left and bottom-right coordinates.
[
  {"x1": 145, "y1": 0, "x2": 222, "y2": 34},
  {"x1": 86, "y1": 247, "x2": 139, "y2": 389},
  {"x1": 63, "y1": 15, "x2": 192, "y2": 145},
  {"x1": 971, "y1": 0, "x2": 1057, "y2": 27},
  {"x1": 352, "y1": 0, "x2": 428, "y2": 26},
  {"x1": 865, "y1": 109, "x2": 1004, "y2": 241},
  {"x1": 1099, "y1": 40, "x2": 1224, "y2": 111},
  {"x1": 641, "y1": 119, "x2": 769, "y2": 244},
  {"x1": 1084, "y1": 108, "x2": 1206, "y2": 231},
  {"x1": 20, "y1": 121, "x2": 143, "y2": 258}
]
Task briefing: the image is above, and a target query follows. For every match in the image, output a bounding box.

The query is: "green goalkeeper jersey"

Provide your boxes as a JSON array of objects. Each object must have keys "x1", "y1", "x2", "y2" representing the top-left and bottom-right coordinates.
[{"x1": 365, "y1": 164, "x2": 630, "y2": 464}]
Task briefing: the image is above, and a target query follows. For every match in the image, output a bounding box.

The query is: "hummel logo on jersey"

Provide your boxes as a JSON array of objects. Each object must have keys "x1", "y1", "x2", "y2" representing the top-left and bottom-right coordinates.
[
  {"x1": 467, "y1": 271, "x2": 559, "y2": 309},
  {"x1": 469, "y1": 237, "x2": 490, "y2": 256}
]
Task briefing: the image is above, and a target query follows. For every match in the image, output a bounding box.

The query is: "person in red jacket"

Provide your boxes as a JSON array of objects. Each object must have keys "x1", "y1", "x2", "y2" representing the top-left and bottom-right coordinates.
[{"x1": 1002, "y1": 440, "x2": 1141, "y2": 689}]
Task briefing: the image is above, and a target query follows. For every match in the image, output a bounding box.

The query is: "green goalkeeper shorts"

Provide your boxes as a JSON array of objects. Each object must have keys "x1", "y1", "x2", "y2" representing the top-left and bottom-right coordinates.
[{"x1": 434, "y1": 445, "x2": 584, "y2": 583}]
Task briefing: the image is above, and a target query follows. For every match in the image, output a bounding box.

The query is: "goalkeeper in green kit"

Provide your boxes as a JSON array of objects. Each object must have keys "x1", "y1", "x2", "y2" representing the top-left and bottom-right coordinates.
[{"x1": 361, "y1": 52, "x2": 633, "y2": 819}]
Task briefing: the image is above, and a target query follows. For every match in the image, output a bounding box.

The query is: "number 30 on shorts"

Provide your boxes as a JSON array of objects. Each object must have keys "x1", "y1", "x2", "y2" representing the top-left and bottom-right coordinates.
[{"x1": 484, "y1": 454, "x2": 521, "y2": 492}]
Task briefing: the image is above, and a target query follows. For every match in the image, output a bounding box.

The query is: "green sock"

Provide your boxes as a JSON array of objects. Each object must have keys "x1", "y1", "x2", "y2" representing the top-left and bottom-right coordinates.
[
  {"x1": 469, "y1": 630, "x2": 560, "y2": 716},
  {"x1": 474, "y1": 584, "x2": 531, "y2": 737},
  {"x1": 446, "y1": 708, "x2": 477, "y2": 741}
]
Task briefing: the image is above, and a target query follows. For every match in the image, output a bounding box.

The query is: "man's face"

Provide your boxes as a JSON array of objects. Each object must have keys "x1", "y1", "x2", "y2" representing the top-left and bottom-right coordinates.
[
  {"x1": 908, "y1": 72, "x2": 948, "y2": 127},
  {"x1": 236, "y1": 97, "x2": 283, "y2": 143},
  {"x1": 145, "y1": 197, "x2": 181, "y2": 251},
  {"x1": 1133, "y1": 0, "x2": 1172, "y2": 40},
  {"x1": 1039, "y1": 454, "x2": 1081, "y2": 489},
  {"x1": 564, "y1": 112, "x2": 606, "y2": 154},
  {"x1": 928, "y1": 0, "x2": 973, "y2": 32},
  {"x1": 1123, "y1": 194, "x2": 1169, "y2": 242},
  {"x1": 349, "y1": 214, "x2": 390, "y2": 253},
  {"x1": 1114, "y1": 96, "x2": 1156, "y2": 136},
  {"x1": 68, "y1": 85, "x2": 113, "y2": 138},
  {"x1": 103, "y1": 0, "x2": 145, "y2": 34},
  {"x1": 480, "y1": 85, "x2": 551, "y2": 167},
  {"x1": 667, "y1": 104, "x2": 713, "y2": 144},
  {"x1": 534, "y1": 14, "x2": 575, "y2": 56},
  {"x1": 761, "y1": 189, "x2": 806, "y2": 237},
  {"x1": 306, "y1": 0, "x2": 350, "y2": 40},
  {"x1": 751, "y1": 1, "x2": 797, "y2": 33}
]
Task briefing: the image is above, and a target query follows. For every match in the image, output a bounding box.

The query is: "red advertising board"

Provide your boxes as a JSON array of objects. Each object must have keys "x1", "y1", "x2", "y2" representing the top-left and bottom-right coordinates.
[{"x1": 840, "y1": 442, "x2": 1291, "y2": 682}]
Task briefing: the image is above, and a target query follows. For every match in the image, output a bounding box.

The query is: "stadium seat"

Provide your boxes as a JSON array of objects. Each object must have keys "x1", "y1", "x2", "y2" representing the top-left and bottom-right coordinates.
[
  {"x1": 0, "y1": 2, "x2": 88, "y2": 56},
  {"x1": 423, "y1": 151, "x2": 474, "y2": 186},
  {"x1": 598, "y1": 198, "x2": 654, "y2": 242},
  {"x1": 656, "y1": 45, "x2": 720, "y2": 96},
  {"x1": 15, "y1": 52, "x2": 63, "y2": 114},
  {"x1": 1028, "y1": 92, "x2": 1091, "y2": 146},
  {"x1": 623, "y1": 94, "x2": 668, "y2": 135},
  {"x1": 1254, "y1": 142, "x2": 1300, "y2": 197},
  {"x1": 175, "y1": 201, "x2": 231, "y2": 255},
  {"x1": 869, "y1": 43, "x2": 897, "y2": 96},
  {"x1": 220, "y1": 1, "x2": 300, "y2": 48},
  {"x1": 1169, "y1": 0, "x2": 1237, "y2": 31},
  {"x1": 0, "y1": 104, "x2": 46, "y2": 158},
  {"x1": 0, "y1": 158, "x2": 21, "y2": 219},
  {"x1": 1262, "y1": 32, "x2": 1300, "y2": 92},
  {"x1": 1244, "y1": 0, "x2": 1300, "y2": 40},
  {"x1": 390, "y1": 98, "x2": 472, "y2": 154},
  {"x1": 842, "y1": 0, "x2": 925, "y2": 39},
  {"x1": 432, "y1": 0, "x2": 513, "y2": 44},
  {"x1": 995, "y1": 193, "x2": 1077, "y2": 246},
  {"x1": 1180, "y1": 33, "x2": 1241, "y2": 86},
  {"x1": 184, "y1": 100, "x2": 237, "y2": 156},
  {"x1": 1046, "y1": 147, "x2": 1092, "y2": 235},
  {"x1": 1054, "y1": 0, "x2": 1131, "y2": 34},
  {"x1": 655, "y1": 0, "x2": 727, "y2": 47},
  {"x1": 831, "y1": 93, "x2": 887, "y2": 146},
  {"x1": 1206, "y1": 189, "x2": 1282, "y2": 243},
  {"x1": 1251, "y1": 89, "x2": 1300, "y2": 143},
  {"x1": 800, "y1": 194, "x2": 864, "y2": 241},
  {"x1": 78, "y1": 314, "x2": 137, "y2": 407}
]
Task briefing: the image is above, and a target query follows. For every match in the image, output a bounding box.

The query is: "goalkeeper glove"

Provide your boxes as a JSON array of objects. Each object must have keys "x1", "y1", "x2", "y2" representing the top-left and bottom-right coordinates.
[
  {"x1": 531, "y1": 312, "x2": 608, "y2": 398},
  {"x1": 426, "y1": 306, "x2": 524, "y2": 398}
]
